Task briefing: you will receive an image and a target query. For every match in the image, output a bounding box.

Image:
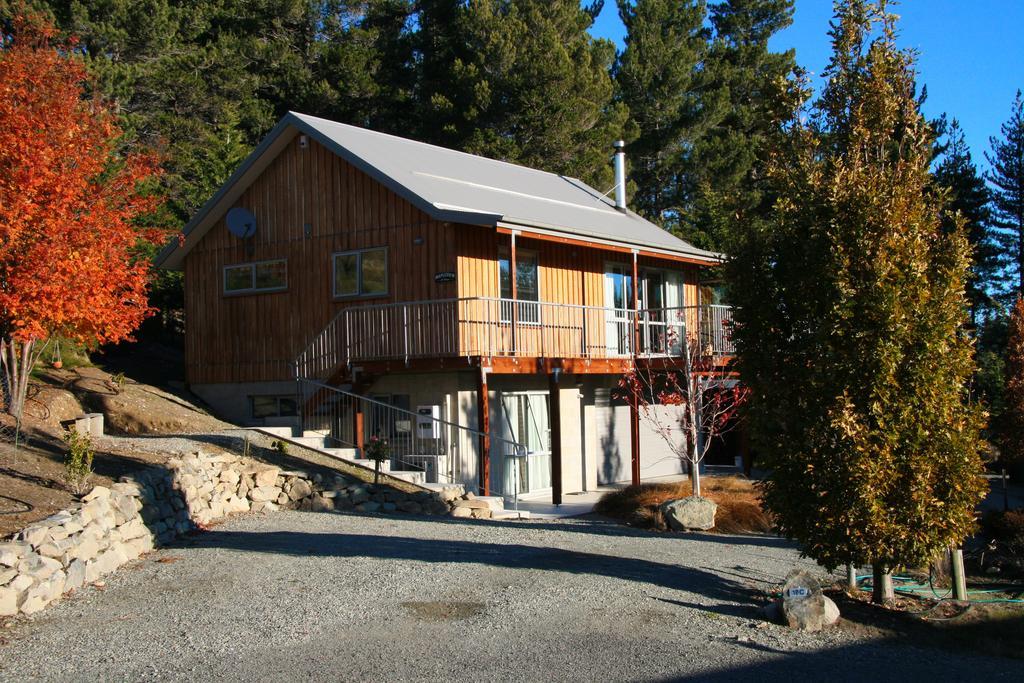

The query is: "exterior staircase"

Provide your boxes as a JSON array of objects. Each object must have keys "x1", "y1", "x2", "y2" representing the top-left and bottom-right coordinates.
[{"x1": 255, "y1": 425, "x2": 429, "y2": 486}]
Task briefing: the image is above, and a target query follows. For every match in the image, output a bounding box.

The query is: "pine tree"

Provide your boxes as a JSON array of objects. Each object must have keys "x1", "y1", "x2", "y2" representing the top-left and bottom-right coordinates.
[
  {"x1": 414, "y1": 0, "x2": 626, "y2": 188},
  {"x1": 301, "y1": 1, "x2": 417, "y2": 133},
  {"x1": 934, "y1": 119, "x2": 997, "y2": 324},
  {"x1": 688, "y1": 0, "x2": 802, "y2": 250},
  {"x1": 43, "y1": 0, "x2": 320, "y2": 223},
  {"x1": 613, "y1": 0, "x2": 711, "y2": 229},
  {"x1": 986, "y1": 91, "x2": 1024, "y2": 302},
  {"x1": 1002, "y1": 297, "x2": 1024, "y2": 469},
  {"x1": 727, "y1": 0, "x2": 986, "y2": 604}
]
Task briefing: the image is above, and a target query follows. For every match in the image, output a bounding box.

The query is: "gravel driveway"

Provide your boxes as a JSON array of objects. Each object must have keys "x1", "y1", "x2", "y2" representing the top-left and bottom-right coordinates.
[{"x1": 1, "y1": 512, "x2": 1021, "y2": 682}]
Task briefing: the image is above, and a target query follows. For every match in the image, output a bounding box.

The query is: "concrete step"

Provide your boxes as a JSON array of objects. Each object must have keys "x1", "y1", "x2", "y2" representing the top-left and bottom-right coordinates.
[
  {"x1": 302, "y1": 429, "x2": 331, "y2": 439},
  {"x1": 492, "y1": 510, "x2": 531, "y2": 520},
  {"x1": 388, "y1": 470, "x2": 427, "y2": 486},
  {"x1": 320, "y1": 449, "x2": 393, "y2": 472},
  {"x1": 289, "y1": 435, "x2": 329, "y2": 449},
  {"x1": 257, "y1": 426, "x2": 296, "y2": 438},
  {"x1": 321, "y1": 447, "x2": 360, "y2": 459},
  {"x1": 421, "y1": 482, "x2": 466, "y2": 498}
]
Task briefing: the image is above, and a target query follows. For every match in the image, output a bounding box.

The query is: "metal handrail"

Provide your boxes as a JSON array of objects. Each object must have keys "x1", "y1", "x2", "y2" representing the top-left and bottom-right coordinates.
[{"x1": 298, "y1": 379, "x2": 528, "y2": 506}]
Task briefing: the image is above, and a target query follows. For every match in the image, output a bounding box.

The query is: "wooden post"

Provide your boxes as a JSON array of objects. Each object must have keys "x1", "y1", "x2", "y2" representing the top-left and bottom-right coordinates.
[
  {"x1": 847, "y1": 563, "x2": 858, "y2": 592},
  {"x1": 951, "y1": 547, "x2": 967, "y2": 601},
  {"x1": 354, "y1": 405, "x2": 365, "y2": 457},
  {"x1": 510, "y1": 232, "x2": 518, "y2": 355},
  {"x1": 549, "y1": 371, "x2": 563, "y2": 505},
  {"x1": 631, "y1": 250, "x2": 640, "y2": 355},
  {"x1": 629, "y1": 394, "x2": 641, "y2": 486},
  {"x1": 630, "y1": 250, "x2": 641, "y2": 486},
  {"x1": 477, "y1": 367, "x2": 490, "y2": 496}
]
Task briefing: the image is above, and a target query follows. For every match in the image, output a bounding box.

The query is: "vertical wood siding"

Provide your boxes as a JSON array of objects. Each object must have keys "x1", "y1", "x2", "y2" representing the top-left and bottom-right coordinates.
[
  {"x1": 184, "y1": 136, "x2": 708, "y2": 383},
  {"x1": 184, "y1": 138, "x2": 458, "y2": 384},
  {"x1": 454, "y1": 234, "x2": 703, "y2": 357}
]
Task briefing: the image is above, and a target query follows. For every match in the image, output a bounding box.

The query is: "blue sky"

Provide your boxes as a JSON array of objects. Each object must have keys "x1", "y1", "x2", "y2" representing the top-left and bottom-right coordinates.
[{"x1": 590, "y1": 1, "x2": 1024, "y2": 169}]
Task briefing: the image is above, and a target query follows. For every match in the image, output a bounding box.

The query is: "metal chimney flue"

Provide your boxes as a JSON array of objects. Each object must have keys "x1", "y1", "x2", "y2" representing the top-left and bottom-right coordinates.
[{"x1": 613, "y1": 140, "x2": 627, "y2": 211}]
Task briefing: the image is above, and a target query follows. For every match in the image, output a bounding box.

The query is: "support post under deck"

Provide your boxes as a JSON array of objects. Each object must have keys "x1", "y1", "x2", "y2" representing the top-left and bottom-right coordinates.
[
  {"x1": 631, "y1": 250, "x2": 641, "y2": 486},
  {"x1": 630, "y1": 396, "x2": 641, "y2": 486},
  {"x1": 549, "y1": 371, "x2": 563, "y2": 506},
  {"x1": 477, "y1": 367, "x2": 490, "y2": 496},
  {"x1": 354, "y1": 406, "x2": 365, "y2": 456}
]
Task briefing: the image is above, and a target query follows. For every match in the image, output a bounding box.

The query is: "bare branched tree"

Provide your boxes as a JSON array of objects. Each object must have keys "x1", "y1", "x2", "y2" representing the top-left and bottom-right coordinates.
[{"x1": 617, "y1": 329, "x2": 747, "y2": 497}]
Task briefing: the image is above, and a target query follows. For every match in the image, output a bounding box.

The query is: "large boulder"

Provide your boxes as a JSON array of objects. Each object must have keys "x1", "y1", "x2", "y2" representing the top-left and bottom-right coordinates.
[
  {"x1": 660, "y1": 496, "x2": 717, "y2": 531},
  {"x1": 766, "y1": 569, "x2": 840, "y2": 631},
  {"x1": 288, "y1": 478, "x2": 313, "y2": 501}
]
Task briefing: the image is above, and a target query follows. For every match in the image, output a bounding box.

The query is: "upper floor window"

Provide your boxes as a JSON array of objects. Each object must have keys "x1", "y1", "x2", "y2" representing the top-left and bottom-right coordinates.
[
  {"x1": 333, "y1": 247, "x2": 388, "y2": 298},
  {"x1": 223, "y1": 259, "x2": 287, "y2": 295},
  {"x1": 699, "y1": 281, "x2": 728, "y2": 306},
  {"x1": 498, "y1": 248, "x2": 540, "y2": 323}
]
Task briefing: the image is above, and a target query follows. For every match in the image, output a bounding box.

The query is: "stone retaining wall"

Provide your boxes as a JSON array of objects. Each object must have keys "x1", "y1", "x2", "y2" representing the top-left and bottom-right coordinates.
[{"x1": 0, "y1": 450, "x2": 465, "y2": 617}]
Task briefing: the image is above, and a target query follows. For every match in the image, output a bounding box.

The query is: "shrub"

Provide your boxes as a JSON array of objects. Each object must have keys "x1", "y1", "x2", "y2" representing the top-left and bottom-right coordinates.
[
  {"x1": 109, "y1": 371, "x2": 127, "y2": 394},
  {"x1": 365, "y1": 436, "x2": 390, "y2": 484},
  {"x1": 62, "y1": 428, "x2": 94, "y2": 495},
  {"x1": 983, "y1": 509, "x2": 1024, "y2": 557},
  {"x1": 594, "y1": 477, "x2": 773, "y2": 534}
]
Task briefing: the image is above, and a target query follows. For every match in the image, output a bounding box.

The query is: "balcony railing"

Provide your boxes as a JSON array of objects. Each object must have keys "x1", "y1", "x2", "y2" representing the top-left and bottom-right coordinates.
[{"x1": 294, "y1": 297, "x2": 734, "y2": 380}]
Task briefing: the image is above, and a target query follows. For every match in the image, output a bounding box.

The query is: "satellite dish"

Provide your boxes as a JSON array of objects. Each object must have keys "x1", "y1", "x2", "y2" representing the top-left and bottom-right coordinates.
[{"x1": 226, "y1": 207, "x2": 257, "y2": 239}]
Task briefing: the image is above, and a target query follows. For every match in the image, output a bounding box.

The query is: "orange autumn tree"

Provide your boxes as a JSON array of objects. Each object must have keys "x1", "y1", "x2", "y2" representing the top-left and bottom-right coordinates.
[{"x1": 0, "y1": 15, "x2": 161, "y2": 419}]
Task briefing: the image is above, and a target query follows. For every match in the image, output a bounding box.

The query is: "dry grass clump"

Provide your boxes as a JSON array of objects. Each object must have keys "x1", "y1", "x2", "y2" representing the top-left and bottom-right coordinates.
[{"x1": 594, "y1": 476, "x2": 773, "y2": 534}]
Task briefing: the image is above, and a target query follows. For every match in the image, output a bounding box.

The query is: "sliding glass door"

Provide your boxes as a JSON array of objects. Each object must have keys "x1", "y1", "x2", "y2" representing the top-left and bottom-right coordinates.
[
  {"x1": 605, "y1": 263, "x2": 686, "y2": 356},
  {"x1": 499, "y1": 392, "x2": 551, "y2": 495},
  {"x1": 604, "y1": 265, "x2": 633, "y2": 355}
]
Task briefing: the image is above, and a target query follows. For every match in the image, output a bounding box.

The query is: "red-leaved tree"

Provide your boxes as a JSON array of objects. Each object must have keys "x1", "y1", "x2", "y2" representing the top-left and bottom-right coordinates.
[
  {"x1": 618, "y1": 330, "x2": 748, "y2": 498},
  {"x1": 0, "y1": 14, "x2": 161, "y2": 419},
  {"x1": 1002, "y1": 297, "x2": 1024, "y2": 467}
]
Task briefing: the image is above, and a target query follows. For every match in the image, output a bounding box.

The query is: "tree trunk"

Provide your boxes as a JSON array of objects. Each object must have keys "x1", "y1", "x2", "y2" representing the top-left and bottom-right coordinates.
[
  {"x1": 1, "y1": 337, "x2": 34, "y2": 419},
  {"x1": 683, "y1": 347, "x2": 702, "y2": 498},
  {"x1": 872, "y1": 563, "x2": 895, "y2": 605},
  {"x1": 686, "y1": 418, "x2": 702, "y2": 497},
  {"x1": 374, "y1": 459, "x2": 380, "y2": 485}
]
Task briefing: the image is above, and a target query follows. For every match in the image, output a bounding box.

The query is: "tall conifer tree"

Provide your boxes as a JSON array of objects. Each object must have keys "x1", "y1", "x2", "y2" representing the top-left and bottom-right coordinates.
[
  {"x1": 934, "y1": 119, "x2": 996, "y2": 324},
  {"x1": 414, "y1": 0, "x2": 626, "y2": 188},
  {"x1": 986, "y1": 91, "x2": 1024, "y2": 301},
  {"x1": 689, "y1": 0, "x2": 801, "y2": 250},
  {"x1": 613, "y1": 0, "x2": 711, "y2": 229},
  {"x1": 728, "y1": 0, "x2": 985, "y2": 603}
]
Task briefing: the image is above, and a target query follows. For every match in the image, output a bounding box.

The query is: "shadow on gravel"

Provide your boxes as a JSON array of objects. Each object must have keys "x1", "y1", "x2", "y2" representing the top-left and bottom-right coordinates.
[
  {"x1": 400, "y1": 513, "x2": 795, "y2": 549},
  {"x1": 649, "y1": 622, "x2": 1024, "y2": 682},
  {"x1": 189, "y1": 527, "x2": 764, "y2": 614}
]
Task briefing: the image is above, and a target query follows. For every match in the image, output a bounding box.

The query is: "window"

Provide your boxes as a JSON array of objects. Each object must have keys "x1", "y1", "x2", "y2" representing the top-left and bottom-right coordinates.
[
  {"x1": 223, "y1": 259, "x2": 287, "y2": 294},
  {"x1": 498, "y1": 248, "x2": 540, "y2": 323},
  {"x1": 333, "y1": 247, "x2": 388, "y2": 297},
  {"x1": 699, "y1": 281, "x2": 728, "y2": 306},
  {"x1": 250, "y1": 395, "x2": 297, "y2": 419},
  {"x1": 369, "y1": 394, "x2": 412, "y2": 443}
]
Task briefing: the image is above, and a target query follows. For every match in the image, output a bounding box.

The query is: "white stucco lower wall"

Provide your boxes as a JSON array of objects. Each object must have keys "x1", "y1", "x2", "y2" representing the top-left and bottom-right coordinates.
[
  {"x1": 190, "y1": 380, "x2": 299, "y2": 426},
  {"x1": 195, "y1": 371, "x2": 685, "y2": 495}
]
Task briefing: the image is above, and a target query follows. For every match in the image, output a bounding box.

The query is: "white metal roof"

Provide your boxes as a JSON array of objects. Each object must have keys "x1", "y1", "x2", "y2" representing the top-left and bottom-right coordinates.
[{"x1": 156, "y1": 112, "x2": 720, "y2": 269}]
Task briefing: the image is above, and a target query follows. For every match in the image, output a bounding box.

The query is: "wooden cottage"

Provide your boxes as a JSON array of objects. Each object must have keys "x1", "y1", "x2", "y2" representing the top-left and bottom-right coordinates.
[{"x1": 156, "y1": 112, "x2": 735, "y2": 503}]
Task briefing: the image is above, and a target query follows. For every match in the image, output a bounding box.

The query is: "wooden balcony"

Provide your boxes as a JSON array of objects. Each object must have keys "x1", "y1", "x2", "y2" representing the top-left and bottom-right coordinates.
[{"x1": 294, "y1": 297, "x2": 734, "y2": 380}]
